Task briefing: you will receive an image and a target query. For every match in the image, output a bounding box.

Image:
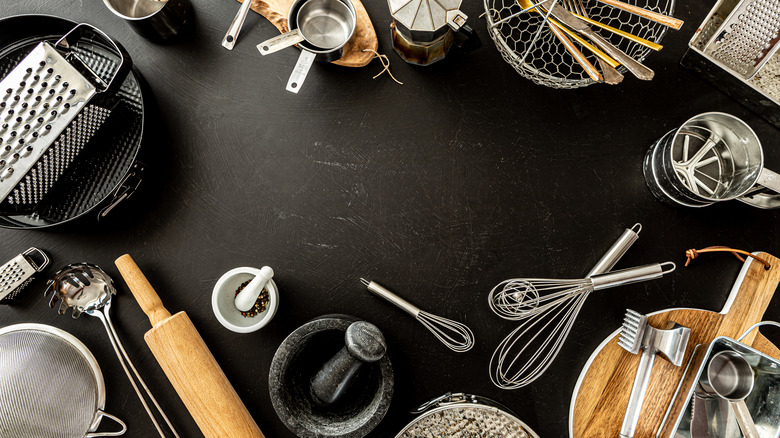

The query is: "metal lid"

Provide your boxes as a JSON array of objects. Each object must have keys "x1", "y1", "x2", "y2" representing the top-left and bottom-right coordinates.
[{"x1": 388, "y1": 0, "x2": 464, "y2": 32}]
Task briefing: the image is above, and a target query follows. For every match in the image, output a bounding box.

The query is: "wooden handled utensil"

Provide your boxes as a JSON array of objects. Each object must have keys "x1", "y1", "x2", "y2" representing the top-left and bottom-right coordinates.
[
  {"x1": 115, "y1": 254, "x2": 265, "y2": 438},
  {"x1": 548, "y1": 21, "x2": 605, "y2": 83},
  {"x1": 570, "y1": 252, "x2": 780, "y2": 438},
  {"x1": 596, "y1": 0, "x2": 683, "y2": 30}
]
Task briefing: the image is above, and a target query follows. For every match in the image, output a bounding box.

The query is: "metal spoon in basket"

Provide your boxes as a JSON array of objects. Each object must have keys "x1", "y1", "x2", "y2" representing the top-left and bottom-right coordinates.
[{"x1": 46, "y1": 263, "x2": 180, "y2": 438}]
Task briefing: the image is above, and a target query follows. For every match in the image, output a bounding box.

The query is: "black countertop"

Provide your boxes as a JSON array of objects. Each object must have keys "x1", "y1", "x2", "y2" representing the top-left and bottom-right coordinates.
[{"x1": 1, "y1": 0, "x2": 779, "y2": 437}]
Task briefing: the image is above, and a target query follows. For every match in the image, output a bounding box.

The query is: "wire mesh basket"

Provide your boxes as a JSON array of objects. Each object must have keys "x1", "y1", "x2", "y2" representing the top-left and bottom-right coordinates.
[{"x1": 484, "y1": 0, "x2": 675, "y2": 88}]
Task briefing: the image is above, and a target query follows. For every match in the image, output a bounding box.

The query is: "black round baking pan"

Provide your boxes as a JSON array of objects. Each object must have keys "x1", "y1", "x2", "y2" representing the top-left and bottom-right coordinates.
[{"x1": 0, "y1": 14, "x2": 147, "y2": 229}]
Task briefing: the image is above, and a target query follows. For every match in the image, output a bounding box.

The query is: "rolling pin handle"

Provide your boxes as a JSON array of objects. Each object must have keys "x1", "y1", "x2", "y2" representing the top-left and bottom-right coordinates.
[{"x1": 115, "y1": 254, "x2": 173, "y2": 328}]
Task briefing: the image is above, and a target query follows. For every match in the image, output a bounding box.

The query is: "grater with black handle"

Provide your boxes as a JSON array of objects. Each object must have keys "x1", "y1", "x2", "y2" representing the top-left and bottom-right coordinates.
[
  {"x1": 702, "y1": 0, "x2": 780, "y2": 79},
  {"x1": 0, "y1": 23, "x2": 130, "y2": 213},
  {"x1": 0, "y1": 247, "x2": 49, "y2": 303}
]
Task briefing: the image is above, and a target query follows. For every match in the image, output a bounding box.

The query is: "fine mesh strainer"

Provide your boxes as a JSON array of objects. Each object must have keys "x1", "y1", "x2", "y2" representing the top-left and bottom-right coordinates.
[
  {"x1": 483, "y1": 0, "x2": 674, "y2": 88},
  {"x1": 0, "y1": 323, "x2": 126, "y2": 437}
]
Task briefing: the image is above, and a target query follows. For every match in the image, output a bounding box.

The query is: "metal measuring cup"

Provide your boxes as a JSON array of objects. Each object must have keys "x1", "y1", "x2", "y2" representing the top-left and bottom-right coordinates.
[
  {"x1": 103, "y1": 0, "x2": 193, "y2": 41},
  {"x1": 643, "y1": 112, "x2": 780, "y2": 209},
  {"x1": 256, "y1": 0, "x2": 356, "y2": 93},
  {"x1": 698, "y1": 350, "x2": 760, "y2": 438}
]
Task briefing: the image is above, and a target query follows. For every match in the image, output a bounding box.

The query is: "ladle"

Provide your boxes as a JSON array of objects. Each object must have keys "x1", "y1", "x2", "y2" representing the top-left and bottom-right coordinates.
[{"x1": 45, "y1": 263, "x2": 179, "y2": 438}]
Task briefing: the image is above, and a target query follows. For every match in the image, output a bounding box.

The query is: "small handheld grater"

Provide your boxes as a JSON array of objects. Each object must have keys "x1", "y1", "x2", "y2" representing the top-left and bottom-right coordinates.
[
  {"x1": 0, "y1": 24, "x2": 129, "y2": 212},
  {"x1": 0, "y1": 247, "x2": 49, "y2": 303},
  {"x1": 703, "y1": 0, "x2": 780, "y2": 79}
]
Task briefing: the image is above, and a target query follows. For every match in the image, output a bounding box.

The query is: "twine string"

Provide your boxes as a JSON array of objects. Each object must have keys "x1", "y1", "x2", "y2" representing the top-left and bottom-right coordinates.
[{"x1": 362, "y1": 49, "x2": 403, "y2": 85}]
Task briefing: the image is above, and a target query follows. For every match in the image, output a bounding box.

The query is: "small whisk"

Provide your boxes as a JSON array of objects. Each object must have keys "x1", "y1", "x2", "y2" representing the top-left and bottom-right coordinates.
[
  {"x1": 489, "y1": 261, "x2": 675, "y2": 389},
  {"x1": 360, "y1": 278, "x2": 475, "y2": 352}
]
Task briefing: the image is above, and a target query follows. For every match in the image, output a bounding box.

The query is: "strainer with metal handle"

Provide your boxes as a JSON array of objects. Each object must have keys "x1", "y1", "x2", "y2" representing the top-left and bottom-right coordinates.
[
  {"x1": 483, "y1": 0, "x2": 674, "y2": 88},
  {"x1": 0, "y1": 323, "x2": 126, "y2": 437}
]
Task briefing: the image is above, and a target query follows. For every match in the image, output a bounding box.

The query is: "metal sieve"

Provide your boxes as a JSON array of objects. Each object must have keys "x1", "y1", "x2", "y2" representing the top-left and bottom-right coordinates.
[
  {"x1": 395, "y1": 393, "x2": 540, "y2": 438},
  {"x1": 0, "y1": 323, "x2": 126, "y2": 437}
]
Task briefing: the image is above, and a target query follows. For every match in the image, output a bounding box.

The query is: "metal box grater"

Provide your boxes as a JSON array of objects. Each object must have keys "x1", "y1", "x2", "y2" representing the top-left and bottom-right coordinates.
[
  {"x1": 0, "y1": 247, "x2": 49, "y2": 303},
  {"x1": 681, "y1": 0, "x2": 780, "y2": 129},
  {"x1": 702, "y1": 0, "x2": 780, "y2": 79},
  {"x1": 0, "y1": 24, "x2": 129, "y2": 214}
]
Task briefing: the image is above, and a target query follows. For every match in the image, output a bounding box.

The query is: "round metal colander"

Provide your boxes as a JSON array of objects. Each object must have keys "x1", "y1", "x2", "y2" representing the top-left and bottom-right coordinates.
[
  {"x1": 483, "y1": 0, "x2": 674, "y2": 88},
  {"x1": 0, "y1": 323, "x2": 126, "y2": 437}
]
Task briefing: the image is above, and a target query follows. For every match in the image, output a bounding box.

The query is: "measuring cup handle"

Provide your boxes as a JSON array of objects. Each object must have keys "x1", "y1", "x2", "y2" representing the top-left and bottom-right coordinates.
[
  {"x1": 738, "y1": 168, "x2": 780, "y2": 209},
  {"x1": 454, "y1": 24, "x2": 482, "y2": 51},
  {"x1": 731, "y1": 400, "x2": 760, "y2": 438},
  {"x1": 257, "y1": 30, "x2": 305, "y2": 56},
  {"x1": 286, "y1": 49, "x2": 316, "y2": 93}
]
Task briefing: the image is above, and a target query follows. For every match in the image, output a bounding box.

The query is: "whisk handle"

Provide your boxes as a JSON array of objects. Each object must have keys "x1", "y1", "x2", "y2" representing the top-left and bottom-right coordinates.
[
  {"x1": 591, "y1": 262, "x2": 676, "y2": 290},
  {"x1": 586, "y1": 224, "x2": 641, "y2": 277},
  {"x1": 364, "y1": 280, "x2": 421, "y2": 318}
]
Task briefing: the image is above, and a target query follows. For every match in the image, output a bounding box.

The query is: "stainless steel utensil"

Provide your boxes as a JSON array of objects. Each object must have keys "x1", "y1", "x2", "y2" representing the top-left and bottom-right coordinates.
[
  {"x1": 257, "y1": 0, "x2": 356, "y2": 93},
  {"x1": 490, "y1": 260, "x2": 673, "y2": 321},
  {"x1": 682, "y1": 0, "x2": 780, "y2": 130},
  {"x1": 595, "y1": 0, "x2": 683, "y2": 28},
  {"x1": 0, "y1": 247, "x2": 48, "y2": 302},
  {"x1": 666, "y1": 326, "x2": 780, "y2": 437},
  {"x1": 618, "y1": 309, "x2": 691, "y2": 438},
  {"x1": 360, "y1": 278, "x2": 475, "y2": 352},
  {"x1": 0, "y1": 24, "x2": 130, "y2": 208},
  {"x1": 488, "y1": 224, "x2": 648, "y2": 389},
  {"x1": 539, "y1": 0, "x2": 655, "y2": 80},
  {"x1": 702, "y1": 0, "x2": 780, "y2": 79},
  {"x1": 699, "y1": 350, "x2": 760, "y2": 438},
  {"x1": 0, "y1": 323, "x2": 127, "y2": 437},
  {"x1": 46, "y1": 263, "x2": 180, "y2": 438},
  {"x1": 0, "y1": 15, "x2": 146, "y2": 229},
  {"x1": 561, "y1": 0, "x2": 664, "y2": 51},
  {"x1": 563, "y1": 0, "x2": 625, "y2": 83},
  {"x1": 223, "y1": 0, "x2": 255, "y2": 50},
  {"x1": 643, "y1": 112, "x2": 780, "y2": 209},
  {"x1": 258, "y1": 0, "x2": 354, "y2": 55}
]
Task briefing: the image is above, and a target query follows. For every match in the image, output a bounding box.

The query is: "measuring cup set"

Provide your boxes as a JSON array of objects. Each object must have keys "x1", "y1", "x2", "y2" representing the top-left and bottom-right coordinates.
[
  {"x1": 693, "y1": 350, "x2": 760, "y2": 438},
  {"x1": 257, "y1": 0, "x2": 356, "y2": 93}
]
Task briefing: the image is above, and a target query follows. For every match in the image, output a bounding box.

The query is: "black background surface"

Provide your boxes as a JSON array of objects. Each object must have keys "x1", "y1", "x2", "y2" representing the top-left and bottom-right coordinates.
[{"x1": 0, "y1": 0, "x2": 779, "y2": 437}]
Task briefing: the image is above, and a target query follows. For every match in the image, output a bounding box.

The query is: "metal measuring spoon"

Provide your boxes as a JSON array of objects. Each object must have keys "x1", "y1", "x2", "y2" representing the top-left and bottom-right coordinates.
[{"x1": 46, "y1": 263, "x2": 180, "y2": 438}]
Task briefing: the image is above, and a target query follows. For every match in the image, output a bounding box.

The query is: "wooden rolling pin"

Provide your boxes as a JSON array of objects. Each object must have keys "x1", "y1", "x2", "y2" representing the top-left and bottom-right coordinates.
[{"x1": 115, "y1": 254, "x2": 264, "y2": 438}]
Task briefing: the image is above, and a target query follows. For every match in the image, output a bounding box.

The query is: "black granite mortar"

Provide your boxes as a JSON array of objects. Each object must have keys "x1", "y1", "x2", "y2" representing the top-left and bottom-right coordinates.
[{"x1": 269, "y1": 315, "x2": 394, "y2": 438}]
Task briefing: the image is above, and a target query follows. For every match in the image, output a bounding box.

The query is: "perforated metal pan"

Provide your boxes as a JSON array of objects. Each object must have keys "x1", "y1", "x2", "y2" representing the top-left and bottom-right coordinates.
[{"x1": 0, "y1": 15, "x2": 146, "y2": 229}]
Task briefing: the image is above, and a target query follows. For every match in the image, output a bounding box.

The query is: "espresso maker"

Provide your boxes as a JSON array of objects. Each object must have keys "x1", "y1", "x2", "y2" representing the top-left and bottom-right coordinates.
[{"x1": 388, "y1": 0, "x2": 480, "y2": 65}]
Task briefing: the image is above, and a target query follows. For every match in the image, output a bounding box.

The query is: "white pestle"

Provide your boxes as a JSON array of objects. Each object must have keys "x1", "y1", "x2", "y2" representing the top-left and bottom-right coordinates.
[{"x1": 234, "y1": 266, "x2": 274, "y2": 312}]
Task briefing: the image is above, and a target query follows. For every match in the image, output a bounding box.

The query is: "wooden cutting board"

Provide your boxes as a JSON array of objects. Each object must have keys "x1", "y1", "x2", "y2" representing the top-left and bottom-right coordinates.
[
  {"x1": 233, "y1": 0, "x2": 378, "y2": 67},
  {"x1": 570, "y1": 252, "x2": 780, "y2": 438}
]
